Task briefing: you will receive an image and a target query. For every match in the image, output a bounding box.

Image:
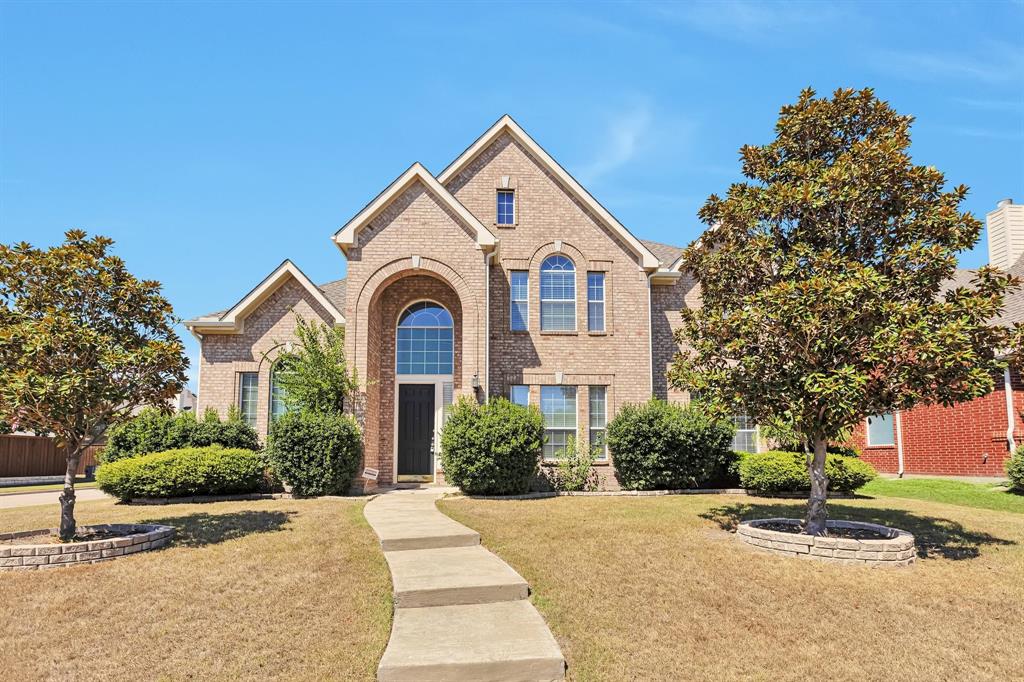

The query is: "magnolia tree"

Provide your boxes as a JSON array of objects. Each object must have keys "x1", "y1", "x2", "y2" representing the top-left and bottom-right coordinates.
[
  {"x1": 670, "y1": 88, "x2": 1019, "y2": 535},
  {"x1": 0, "y1": 231, "x2": 188, "y2": 540}
]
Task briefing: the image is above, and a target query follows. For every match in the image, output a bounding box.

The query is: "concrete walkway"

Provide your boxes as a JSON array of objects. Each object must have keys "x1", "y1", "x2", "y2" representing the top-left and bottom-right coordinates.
[
  {"x1": 364, "y1": 488, "x2": 565, "y2": 681},
  {"x1": 0, "y1": 487, "x2": 108, "y2": 510}
]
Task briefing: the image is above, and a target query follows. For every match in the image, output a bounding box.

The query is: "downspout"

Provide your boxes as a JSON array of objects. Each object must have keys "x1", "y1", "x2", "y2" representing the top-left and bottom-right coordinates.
[
  {"x1": 647, "y1": 271, "x2": 655, "y2": 397},
  {"x1": 1005, "y1": 366, "x2": 1016, "y2": 452},
  {"x1": 895, "y1": 410, "x2": 905, "y2": 478},
  {"x1": 484, "y1": 251, "x2": 495, "y2": 403},
  {"x1": 189, "y1": 329, "x2": 204, "y2": 412}
]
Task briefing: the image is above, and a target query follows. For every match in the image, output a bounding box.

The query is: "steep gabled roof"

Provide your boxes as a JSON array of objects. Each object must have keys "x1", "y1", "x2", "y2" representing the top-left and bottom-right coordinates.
[
  {"x1": 332, "y1": 162, "x2": 497, "y2": 255},
  {"x1": 184, "y1": 260, "x2": 345, "y2": 334},
  {"x1": 438, "y1": 115, "x2": 662, "y2": 270}
]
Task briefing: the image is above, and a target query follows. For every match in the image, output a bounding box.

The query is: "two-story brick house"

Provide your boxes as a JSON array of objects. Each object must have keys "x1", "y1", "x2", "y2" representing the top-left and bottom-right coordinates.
[{"x1": 185, "y1": 116, "x2": 708, "y2": 488}]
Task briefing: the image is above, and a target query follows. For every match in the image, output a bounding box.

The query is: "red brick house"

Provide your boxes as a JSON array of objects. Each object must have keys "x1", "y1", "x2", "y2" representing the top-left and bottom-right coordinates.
[
  {"x1": 852, "y1": 199, "x2": 1024, "y2": 478},
  {"x1": 185, "y1": 116, "x2": 703, "y2": 488}
]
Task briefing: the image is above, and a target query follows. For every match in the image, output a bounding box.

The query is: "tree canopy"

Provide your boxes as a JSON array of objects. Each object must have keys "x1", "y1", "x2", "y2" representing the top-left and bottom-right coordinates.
[
  {"x1": 670, "y1": 88, "x2": 1019, "y2": 533},
  {"x1": 0, "y1": 230, "x2": 188, "y2": 539},
  {"x1": 268, "y1": 315, "x2": 356, "y2": 415}
]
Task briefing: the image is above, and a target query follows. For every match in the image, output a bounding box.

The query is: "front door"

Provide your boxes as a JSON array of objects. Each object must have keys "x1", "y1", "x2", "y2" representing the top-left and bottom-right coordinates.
[{"x1": 397, "y1": 383, "x2": 435, "y2": 478}]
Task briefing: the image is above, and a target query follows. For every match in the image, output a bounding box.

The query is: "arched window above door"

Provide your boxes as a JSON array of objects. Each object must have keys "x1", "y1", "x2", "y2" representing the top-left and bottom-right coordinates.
[{"x1": 396, "y1": 302, "x2": 454, "y2": 375}]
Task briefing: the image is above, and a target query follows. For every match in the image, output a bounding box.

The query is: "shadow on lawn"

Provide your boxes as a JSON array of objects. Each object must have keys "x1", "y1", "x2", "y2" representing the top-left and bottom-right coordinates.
[
  {"x1": 701, "y1": 502, "x2": 1015, "y2": 561},
  {"x1": 141, "y1": 510, "x2": 295, "y2": 548}
]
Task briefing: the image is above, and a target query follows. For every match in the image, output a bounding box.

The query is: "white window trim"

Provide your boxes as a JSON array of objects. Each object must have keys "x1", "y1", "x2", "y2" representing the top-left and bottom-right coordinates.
[
  {"x1": 540, "y1": 385, "x2": 578, "y2": 461},
  {"x1": 496, "y1": 189, "x2": 515, "y2": 226},
  {"x1": 588, "y1": 385, "x2": 608, "y2": 460},
  {"x1": 509, "y1": 271, "x2": 528, "y2": 331},
  {"x1": 587, "y1": 272, "x2": 605, "y2": 332},
  {"x1": 866, "y1": 414, "x2": 896, "y2": 447},
  {"x1": 392, "y1": 374, "x2": 454, "y2": 482},
  {"x1": 540, "y1": 257, "x2": 577, "y2": 332}
]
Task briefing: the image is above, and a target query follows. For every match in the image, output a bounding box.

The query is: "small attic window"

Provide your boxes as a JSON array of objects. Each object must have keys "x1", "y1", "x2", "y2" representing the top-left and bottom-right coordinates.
[{"x1": 497, "y1": 190, "x2": 515, "y2": 226}]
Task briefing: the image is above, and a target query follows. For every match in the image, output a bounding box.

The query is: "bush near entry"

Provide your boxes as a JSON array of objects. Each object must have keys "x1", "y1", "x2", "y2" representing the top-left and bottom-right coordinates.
[
  {"x1": 102, "y1": 408, "x2": 259, "y2": 463},
  {"x1": 266, "y1": 411, "x2": 363, "y2": 497},
  {"x1": 441, "y1": 398, "x2": 544, "y2": 496}
]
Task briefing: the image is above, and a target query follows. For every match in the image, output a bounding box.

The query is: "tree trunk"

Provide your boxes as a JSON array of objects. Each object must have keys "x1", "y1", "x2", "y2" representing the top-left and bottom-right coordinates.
[
  {"x1": 58, "y1": 449, "x2": 81, "y2": 542},
  {"x1": 805, "y1": 435, "x2": 829, "y2": 536}
]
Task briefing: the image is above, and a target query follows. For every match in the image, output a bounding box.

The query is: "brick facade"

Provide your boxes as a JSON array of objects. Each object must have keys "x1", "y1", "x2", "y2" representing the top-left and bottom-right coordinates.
[{"x1": 852, "y1": 369, "x2": 1023, "y2": 477}]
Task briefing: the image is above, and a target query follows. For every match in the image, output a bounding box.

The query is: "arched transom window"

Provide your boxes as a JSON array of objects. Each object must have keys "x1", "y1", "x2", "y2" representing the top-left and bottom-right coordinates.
[
  {"x1": 396, "y1": 302, "x2": 454, "y2": 375},
  {"x1": 540, "y1": 255, "x2": 576, "y2": 331}
]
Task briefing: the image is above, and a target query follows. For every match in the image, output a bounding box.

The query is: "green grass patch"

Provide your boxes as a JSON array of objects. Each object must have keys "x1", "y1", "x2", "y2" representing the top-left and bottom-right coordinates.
[{"x1": 860, "y1": 476, "x2": 1024, "y2": 514}]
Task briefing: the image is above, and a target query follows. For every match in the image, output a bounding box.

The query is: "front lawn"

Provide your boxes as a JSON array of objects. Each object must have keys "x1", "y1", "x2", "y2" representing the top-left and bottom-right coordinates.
[
  {"x1": 0, "y1": 497, "x2": 391, "y2": 680},
  {"x1": 440, "y1": 493, "x2": 1024, "y2": 681},
  {"x1": 859, "y1": 476, "x2": 1023, "y2": 514}
]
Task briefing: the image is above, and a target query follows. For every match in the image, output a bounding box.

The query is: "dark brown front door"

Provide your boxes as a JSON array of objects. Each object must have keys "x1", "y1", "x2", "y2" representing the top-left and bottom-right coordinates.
[{"x1": 398, "y1": 384, "x2": 435, "y2": 477}]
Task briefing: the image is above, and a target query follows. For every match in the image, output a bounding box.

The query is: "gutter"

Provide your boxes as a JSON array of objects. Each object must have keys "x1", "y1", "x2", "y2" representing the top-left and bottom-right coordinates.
[
  {"x1": 895, "y1": 410, "x2": 905, "y2": 478},
  {"x1": 1005, "y1": 366, "x2": 1016, "y2": 452}
]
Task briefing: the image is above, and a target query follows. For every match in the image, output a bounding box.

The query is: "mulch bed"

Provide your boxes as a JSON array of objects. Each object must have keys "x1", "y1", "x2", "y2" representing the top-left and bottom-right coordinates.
[
  {"x1": 0, "y1": 527, "x2": 130, "y2": 545},
  {"x1": 757, "y1": 520, "x2": 890, "y2": 540}
]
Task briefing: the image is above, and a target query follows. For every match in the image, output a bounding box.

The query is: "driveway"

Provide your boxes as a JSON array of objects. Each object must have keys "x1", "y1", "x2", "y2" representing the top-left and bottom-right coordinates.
[{"x1": 0, "y1": 488, "x2": 109, "y2": 510}]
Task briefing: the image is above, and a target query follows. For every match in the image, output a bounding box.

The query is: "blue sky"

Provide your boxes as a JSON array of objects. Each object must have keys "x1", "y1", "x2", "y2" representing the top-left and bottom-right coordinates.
[{"x1": 2, "y1": 1, "x2": 1022, "y2": 392}]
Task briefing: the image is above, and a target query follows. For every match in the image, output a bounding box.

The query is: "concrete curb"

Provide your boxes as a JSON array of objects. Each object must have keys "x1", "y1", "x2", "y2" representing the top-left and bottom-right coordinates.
[{"x1": 454, "y1": 488, "x2": 859, "y2": 501}]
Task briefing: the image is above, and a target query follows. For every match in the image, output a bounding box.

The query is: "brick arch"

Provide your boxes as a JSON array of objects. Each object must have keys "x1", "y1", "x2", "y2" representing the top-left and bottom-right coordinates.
[
  {"x1": 351, "y1": 257, "x2": 482, "y2": 382},
  {"x1": 527, "y1": 241, "x2": 590, "y2": 271}
]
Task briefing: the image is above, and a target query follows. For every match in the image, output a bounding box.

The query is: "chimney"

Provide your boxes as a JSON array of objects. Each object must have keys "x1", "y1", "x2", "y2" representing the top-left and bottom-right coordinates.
[{"x1": 987, "y1": 198, "x2": 1024, "y2": 270}]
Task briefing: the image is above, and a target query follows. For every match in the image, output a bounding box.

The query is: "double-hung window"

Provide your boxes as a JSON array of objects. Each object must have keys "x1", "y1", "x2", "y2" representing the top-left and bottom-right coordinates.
[
  {"x1": 541, "y1": 385, "x2": 576, "y2": 459},
  {"x1": 510, "y1": 385, "x2": 529, "y2": 407},
  {"x1": 589, "y1": 386, "x2": 608, "y2": 460},
  {"x1": 510, "y1": 271, "x2": 528, "y2": 331},
  {"x1": 238, "y1": 372, "x2": 259, "y2": 428},
  {"x1": 587, "y1": 272, "x2": 605, "y2": 332},
  {"x1": 269, "y1": 364, "x2": 290, "y2": 422},
  {"x1": 540, "y1": 255, "x2": 576, "y2": 331},
  {"x1": 732, "y1": 412, "x2": 757, "y2": 453},
  {"x1": 497, "y1": 190, "x2": 515, "y2": 225},
  {"x1": 867, "y1": 413, "x2": 895, "y2": 446}
]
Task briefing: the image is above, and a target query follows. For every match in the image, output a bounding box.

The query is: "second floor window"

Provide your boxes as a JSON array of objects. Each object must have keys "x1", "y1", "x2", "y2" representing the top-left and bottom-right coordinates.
[
  {"x1": 587, "y1": 272, "x2": 605, "y2": 332},
  {"x1": 397, "y1": 302, "x2": 454, "y2": 375},
  {"x1": 497, "y1": 190, "x2": 515, "y2": 225},
  {"x1": 238, "y1": 372, "x2": 258, "y2": 428},
  {"x1": 510, "y1": 271, "x2": 528, "y2": 331},
  {"x1": 540, "y1": 255, "x2": 576, "y2": 331}
]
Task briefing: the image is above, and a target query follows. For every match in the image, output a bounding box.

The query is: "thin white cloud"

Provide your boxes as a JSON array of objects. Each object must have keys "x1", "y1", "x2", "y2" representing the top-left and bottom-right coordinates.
[
  {"x1": 576, "y1": 104, "x2": 654, "y2": 185},
  {"x1": 954, "y1": 97, "x2": 1024, "y2": 112},
  {"x1": 648, "y1": 0, "x2": 848, "y2": 41},
  {"x1": 931, "y1": 125, "x2": 1024, "y2": 142},
  {"x1": 873, "y1": 41, "x2": 1024, "y2": 84}
]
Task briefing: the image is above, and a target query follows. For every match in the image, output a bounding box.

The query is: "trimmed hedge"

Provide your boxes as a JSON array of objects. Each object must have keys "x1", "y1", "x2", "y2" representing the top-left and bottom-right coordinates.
[
  {"x1": 441, "y1": 398, "x2": 544, "y2": 495},
  {"x1": 96, "y1": 446, "x2": 266, "y2": 500},
  {"x1": 102, "y1": 408, "x2": 259, "y2": 463},
  {"x1": 1008, "y1": 447, "x2": 1024, "y2": 492},
  {"x1": 607, "y1": 399, "x2": 734, "y2": 490},
  {"x1": 738, "y1": 450, "x2": 877, "y2": 493},
  {"x1": 266, "y1": 411, "x2": 362, "y2": 497}
]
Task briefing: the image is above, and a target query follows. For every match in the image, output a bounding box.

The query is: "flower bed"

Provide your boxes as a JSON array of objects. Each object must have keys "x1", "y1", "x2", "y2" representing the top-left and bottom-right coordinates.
[
  {"x1": 0, "y1": 523, "x2": 174, "y2": 570},
  {"x1": 736, "y1": 518, "x2": 915, "y2": 567}
]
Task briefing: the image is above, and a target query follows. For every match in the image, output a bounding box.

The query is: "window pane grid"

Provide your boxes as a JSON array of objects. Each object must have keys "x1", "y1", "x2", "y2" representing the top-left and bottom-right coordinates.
[
  {"x1": 589, "y1": 386, "x2": 607, "y2": 460},
  {"x1": 510, "y1": 271, "x2": 528, "y2": 331},
  {"x1": 541, "y1": 386, "x2": 576, "y2": 458},
  {"x1": 587, "y1": 272, "x2": 605, "y2": 332},
  {"x1": 731, "y1": 413, "x2": 757, "y2": 453},
  {"x1": 397, "y1": 303, "x2": 454, "y2": 375},
  {"x1": 497, "y1": 190, "x2": 515, "y2": 225},
  {"x1": 540, "y1": 256, "x2": 576, "y2": 331},
  {"x1": 239, "y1": 373, "x2": 258, "y2": 428}
]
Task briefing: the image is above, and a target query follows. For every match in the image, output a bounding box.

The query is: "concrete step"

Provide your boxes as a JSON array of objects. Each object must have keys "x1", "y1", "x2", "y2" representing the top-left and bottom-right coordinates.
[
  {"x1": 377, "y1": 600, "x2": 566, "y2": 681},
  {"x1": 386, "y1": 545, "x2": 530, "y2": 608},
  {"x1": 364, "y1": 495, "x2": 480, "y2": 551}
]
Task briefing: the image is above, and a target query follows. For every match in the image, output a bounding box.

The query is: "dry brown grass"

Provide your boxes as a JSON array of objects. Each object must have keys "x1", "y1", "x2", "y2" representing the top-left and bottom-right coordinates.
[
  {"x1": 0, "y1": 497, "x2": 391, "y2": 681},
  {"x1": 440, "y1": 494, "x2": 1024, "y2": 681}
]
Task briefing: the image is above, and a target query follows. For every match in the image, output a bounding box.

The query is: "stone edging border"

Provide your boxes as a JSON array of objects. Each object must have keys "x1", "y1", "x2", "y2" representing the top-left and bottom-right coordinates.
[
  {"x1": 125, "y1": 492, "x2": 289, "y2": 505},
  {"x1": 457, "y1": 488, "x2": 858, "y2": 501},
  {"x1": 736, "y1": 518, "x2": 916, "y2": 567},
  {"x1": 0, "y1": 523, "x2": 175, "y2": 571}
]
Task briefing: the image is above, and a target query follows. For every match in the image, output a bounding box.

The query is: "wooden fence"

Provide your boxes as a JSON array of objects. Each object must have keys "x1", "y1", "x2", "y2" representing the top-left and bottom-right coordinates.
[{"x1": 0, "y1": 435, "x2": 102, "y2": 478}]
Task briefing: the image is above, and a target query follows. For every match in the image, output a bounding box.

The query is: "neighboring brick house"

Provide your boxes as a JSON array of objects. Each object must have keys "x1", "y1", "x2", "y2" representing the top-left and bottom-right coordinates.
[
  {"x1": 186, "y1": 116, "x2": 705, "y2": 488},
  {"x1": 852, "y1": 198, "x2": 1024, "y2": 478}
]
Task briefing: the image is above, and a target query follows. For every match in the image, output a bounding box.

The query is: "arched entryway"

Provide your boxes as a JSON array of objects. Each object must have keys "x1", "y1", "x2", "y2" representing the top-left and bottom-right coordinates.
[{"x1": 359, "y1": 270, "x2": 477, "y2": 485}]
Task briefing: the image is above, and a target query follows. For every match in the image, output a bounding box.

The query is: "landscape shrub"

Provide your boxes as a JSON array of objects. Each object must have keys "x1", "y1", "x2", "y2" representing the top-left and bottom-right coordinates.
[
  {"x1": 607, "y1": 399, "x2": 734, "y2": 490},
  {"x1": 266, "y1": 411, "x2": 362, "y2": 496},
  {"x1": 1007, "y1": 446, "x2": 1024, "y2": 492},
  {"x1": 738, "y1": 450, "x2": 877, "y2": 493},
  {"x1": 538, "y1": 436, "x2": 601, "y2": 492},
  {"x1": 102, "y1": 408, "x2": 259, "y2": 462},
  {"x1": 96, "y1": 446, "x2": 266, "y2": 500},
  {"x1": 700, "y1": 449, "x2": 748, "y2": 488},
  {"x1": 441, "y1": 398, "x2": 544, "y2": 495}
]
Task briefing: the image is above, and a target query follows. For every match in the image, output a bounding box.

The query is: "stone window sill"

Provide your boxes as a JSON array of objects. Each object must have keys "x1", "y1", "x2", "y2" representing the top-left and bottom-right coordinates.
[{"x1": 539, "y1": 330, "x2": 578, "y2": 336}]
